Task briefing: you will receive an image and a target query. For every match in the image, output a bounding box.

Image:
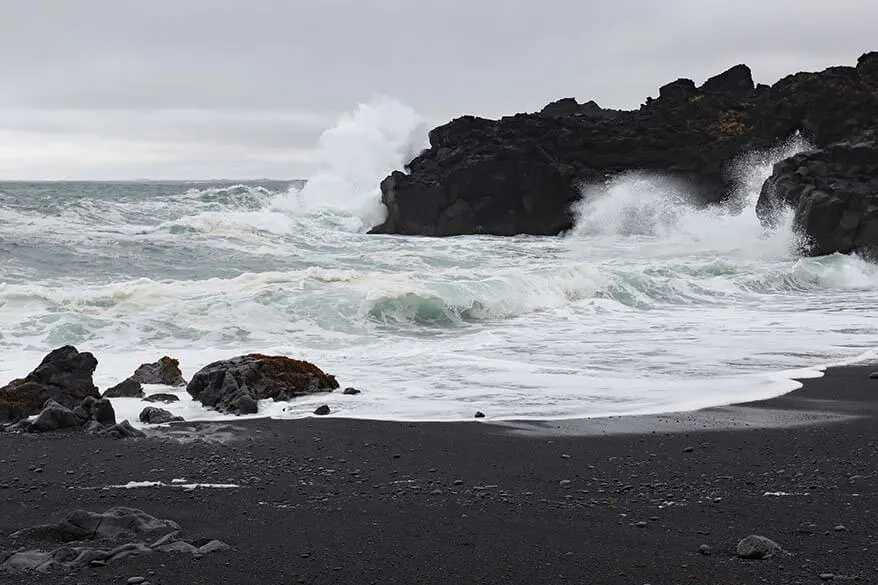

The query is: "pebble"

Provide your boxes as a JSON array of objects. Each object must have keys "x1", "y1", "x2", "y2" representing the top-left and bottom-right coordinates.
[
  {"x1": 683, "y1": 447, "x2": 694, "y2": 453},
  {"x1": 559, "y1": 480, "x2": 572, "y2": 487},
  {"x1": 128, "y1": 578, "x2": 146, "y2": 585},
  {"x1": 833, "y1": 525, "x2": 847, "y2": 532},
  {"x1": 474, "y1": 411, "x2": 485, "y2": 419},
  {"x1": 697, "y1": 544, "x2": 712, "y2": 556},
  {"x1": 868, "y1": 371, "x2": 878, "y2": 379},
  {"x1": 820, "y1": 574, "x2": 835, "y2": 581},
  {"x1": 736, "y1": 535, "x2": 781, "y2": 559},
  {"x1": 313, "y1": 405, "x2": 331, "y2": 416},
  {"x1": 561, "y1": 454, "x2": 571, "y2": 459},
  {"x1": 636, "y1": 521, "x2": 648, "y2": 528}
]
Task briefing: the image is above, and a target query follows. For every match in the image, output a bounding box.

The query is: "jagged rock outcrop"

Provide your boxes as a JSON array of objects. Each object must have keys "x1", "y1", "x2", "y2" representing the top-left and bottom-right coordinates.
[
  {"x1": 8, "y1": 395, "x2": 131, "y2": 437},
  {"x1": 370, "y1": 52, "x2": 878, "y2": 238},
  {"x1": 0, "y1": 346, "x2": 100, "y2": 423},
  {"x1": 0, "y1": 347, "x2": 146, "y2": 437},
  {"x1": 187, "y1": 354, "x2": 339, "y2": 415},
  {"x1": 757, "y1": 141, "x2": 878, "y2": 257},
  {"x1": 84, "y1": 420, "x2": 146, "y2": 439},
  {"x1": 103, "y1": 377, "x2": 144, "y2": 399},
  {"x1": 132, "y1": 356, "x2": 187, "y2": 387}
]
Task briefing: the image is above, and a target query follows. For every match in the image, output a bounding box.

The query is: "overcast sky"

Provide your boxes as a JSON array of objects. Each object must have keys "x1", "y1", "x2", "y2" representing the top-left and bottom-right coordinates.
[{"x1": 0, "y1": 0, "x2": 874, "y2": 180}]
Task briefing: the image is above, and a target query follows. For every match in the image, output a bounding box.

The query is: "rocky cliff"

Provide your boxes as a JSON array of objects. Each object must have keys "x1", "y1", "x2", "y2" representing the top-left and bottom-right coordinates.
[
  {"x1": 369, "y1": 53, "x2": 878, "y2": 244},
  {"x1": 757, "y1": 141, "x2": 878, "y2": 258}
]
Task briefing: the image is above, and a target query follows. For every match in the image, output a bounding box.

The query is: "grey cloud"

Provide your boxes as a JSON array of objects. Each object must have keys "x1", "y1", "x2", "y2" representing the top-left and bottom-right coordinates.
[
  {"x1": 0, "y1": 0, "x2": 875, "y2": 179},
  {"x1": 0, "y1": 109, "x2": 330, "y2": 147}
]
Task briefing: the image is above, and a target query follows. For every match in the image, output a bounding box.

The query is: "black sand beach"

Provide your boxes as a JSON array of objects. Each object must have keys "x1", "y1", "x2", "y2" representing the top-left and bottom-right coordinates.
[{"x1": 2, "y1": 365, "x2": 877, "y2": 585}]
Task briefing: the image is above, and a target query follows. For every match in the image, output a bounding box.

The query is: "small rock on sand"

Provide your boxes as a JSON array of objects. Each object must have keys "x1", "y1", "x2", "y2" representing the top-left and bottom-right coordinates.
[
  {"x1": 736, "y1": 535, "x2": 781, "y2": 559},
  {"x1": 139, "y1": 407, "x2": 184, "y2": 425},
  {"x1": 314, "y1": 405, "x2": 331, "y2": 416},
  {"x1": 474, "y1": 411, "x2": 485, "y2": 419}
]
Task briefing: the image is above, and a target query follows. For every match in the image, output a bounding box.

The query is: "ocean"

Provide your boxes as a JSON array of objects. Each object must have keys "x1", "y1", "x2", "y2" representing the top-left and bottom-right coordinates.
[{"x1": 2, "y1": 99, "x2": 877, "y2": 424}]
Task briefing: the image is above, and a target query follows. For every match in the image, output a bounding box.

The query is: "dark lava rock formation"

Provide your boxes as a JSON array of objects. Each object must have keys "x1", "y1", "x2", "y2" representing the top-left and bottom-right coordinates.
[
  {"x1": 1, "y1": 347, "x2": 143, "y2": 438},
  {"x1": 103, "y1": 377, "x2": 145, "y2": 399},
  {"x1": 370, "y1": 52, "x2": 878, "y2": 243},
  {"x1": 757, "y1": 141, "x2": 878, "y2": 258},
  {"x1": 187, "y1": 354, "x2": 339, "y2": 415},
  {"x1": 132, "y1": 356, "x2": 187, "y2": 387},
  {"x1": 0, "y1": 346, "x2": 100, "y2": 423},
  {"x1": 144, "y1": 393, "x2": 180, "y2": 403},
  {"x1": 1, "y1": 507, "x2": 229, "y2": 573},
  {"x1": 139, "y1": 406, "x2": 184, "y2": 425},
  {"x1": 7, "y1": 396, "x2": 144, "y2": 438}
]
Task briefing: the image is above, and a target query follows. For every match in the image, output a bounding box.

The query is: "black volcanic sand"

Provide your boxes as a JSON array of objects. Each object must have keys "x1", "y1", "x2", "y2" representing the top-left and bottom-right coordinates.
[{"x1": 1, "y1": 365, "x2": 877, "y2": 585}]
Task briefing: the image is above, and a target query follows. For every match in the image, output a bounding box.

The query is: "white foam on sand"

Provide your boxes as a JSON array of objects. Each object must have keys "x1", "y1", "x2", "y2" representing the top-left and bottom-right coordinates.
[
  {"x1": 106, "y1": 480, "x2": 241, "y2": 490},
  {"x1": 763, "y1": 491, "x2": 810, "y2": 497},
  {"x1": 96, "y1": 349, "x2": 876, "y2": 430}
]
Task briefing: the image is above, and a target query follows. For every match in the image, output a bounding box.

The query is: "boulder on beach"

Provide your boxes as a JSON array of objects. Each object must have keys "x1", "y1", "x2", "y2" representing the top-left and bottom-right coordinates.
[
  {"x1": 132, "y1": 356, "x2": 187, "y2": 387},
  {"x1": 186, "y1": 353, "x2": 339, "y2": 415},
  {"x1": 25, "y1": 400, "x2": 83, "y2": 433},
  {"x1": 0, "y1": 346, "x2": 100, "y2": 423},
  {"x1": 0, "y1": 351, "x2": 143, "y2": 437},
  {"x1": 11, "y1": 395, "x2": 119, "y2": 435},
  {"x1": 73, "y1": 396, "x2": 116, "y2": 426},
  {"x1": 103, "y1": 377, "x2": 145, "y2": 399},
  {"x1": 736, "y1": 535, "x2": 782, "y2": 559},
  {"x1": 139, "y1": 407, "x2": 184, "y2": 425}
]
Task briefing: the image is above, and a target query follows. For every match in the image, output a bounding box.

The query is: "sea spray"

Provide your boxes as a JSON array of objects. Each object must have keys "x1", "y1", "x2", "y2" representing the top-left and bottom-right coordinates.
[
  {"x1": 273, "y1": 96, "x2": 429, "y2": 231},
  {"x1": 571, "y1": 133, "x2": 814, "y2": 258}
]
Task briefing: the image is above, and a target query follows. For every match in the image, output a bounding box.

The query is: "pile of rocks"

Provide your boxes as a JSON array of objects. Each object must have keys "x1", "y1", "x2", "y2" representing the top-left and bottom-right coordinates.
[
  {"x1": 2, "y1": 346, "x2": 353, "y2": 435},
  {"x1": 0, "y1": 346, "x2": 143, "y2": 438}
]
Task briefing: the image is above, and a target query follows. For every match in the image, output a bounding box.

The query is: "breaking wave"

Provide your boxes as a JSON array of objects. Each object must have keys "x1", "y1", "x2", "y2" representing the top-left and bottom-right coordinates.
[{"x1": 2, "y1": 109, "x2": 877, "y2": 422}]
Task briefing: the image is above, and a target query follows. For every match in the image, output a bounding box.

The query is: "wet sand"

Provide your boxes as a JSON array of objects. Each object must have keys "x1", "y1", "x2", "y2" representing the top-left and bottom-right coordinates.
[{"x1": 2, "y1": 364, "x2": 877, "y2": 584}]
